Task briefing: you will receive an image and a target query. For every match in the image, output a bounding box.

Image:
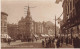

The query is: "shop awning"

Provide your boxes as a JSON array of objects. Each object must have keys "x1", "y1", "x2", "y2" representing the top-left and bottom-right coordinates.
[
  {"x1": 41, "y1": 34, "x2": 49, "y2": 37},
  {"x1": 41, "y1": 34, "x2": 45, "y2": 37},
  {"x1": 1, "y1": 34, "x2": 11, "y2": 39},
  {"x1": 45, "y1": 34, "x2": 49, "y2": 37},
  {"x1": 34, "y1": 34, "x2": 39, "y2": 37}
]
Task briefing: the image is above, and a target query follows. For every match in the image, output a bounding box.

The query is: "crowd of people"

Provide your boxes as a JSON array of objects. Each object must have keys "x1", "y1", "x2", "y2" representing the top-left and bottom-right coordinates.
[
  {"x1": 42, "y1": 37, "x2": 55, "y2": 48},
  {"x1": 64, "y1": 35, "x2": 80, "y2": 48},
  {"x1": 42, "y1": 35, "x2": 80, "y2": 48},
  {"x1": 73, "y1": 35, "x2": 80, "y2": 48},
  {"x1": 6, "y1": 34, "x2": 80, "y2": 48}
]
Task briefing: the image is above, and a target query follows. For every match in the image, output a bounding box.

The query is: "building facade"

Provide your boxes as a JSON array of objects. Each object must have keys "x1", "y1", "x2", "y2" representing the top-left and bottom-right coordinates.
[
  {"x1": 18, "y1": 6, "x2": 33, "y2": 41},
  {"x1": 61, "y1": 0, "x2": 80, "y2": 40},
  {"x1": 7, "y1": 24, "x2": 19, "y2": 40},
  {"x1": 1, "y1": 12, "x2": 8, "y2": 42},
  {"x1": 34, "y1": 22, "x2": 43, "y2": 34}
]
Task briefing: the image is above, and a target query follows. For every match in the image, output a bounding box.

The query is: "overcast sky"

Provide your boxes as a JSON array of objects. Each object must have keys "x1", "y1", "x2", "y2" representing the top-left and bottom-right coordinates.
[{"x1": 1, "y1": 0, "x2": 63, "y2": 27}]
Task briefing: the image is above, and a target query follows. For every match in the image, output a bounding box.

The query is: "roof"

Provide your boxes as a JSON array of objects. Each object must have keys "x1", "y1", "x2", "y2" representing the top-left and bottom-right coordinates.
[{"x1": 1, "y1": 12, "x2": 8, "y2": 16}]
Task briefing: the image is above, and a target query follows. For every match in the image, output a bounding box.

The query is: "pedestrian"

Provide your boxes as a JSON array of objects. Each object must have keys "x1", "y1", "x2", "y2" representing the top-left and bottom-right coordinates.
[
  {"x1": 46, "y1": 40, "x2": 48, "y2": 48},
  {"x1": 75, "y1": 36, "x2": 80, "y2": 48},
  {"x1": 35, "y1": 38, "x2": 37, "y2": 41},
  {"x1": 48, "y1": 38, "x2": 51, "y2": 47},
  {"x1": 54, "y1": 37, "x2": 58, "y2": 48},
  {"x1": 32, "y1": 39, "x2": 34, "y2": 42},
  {"x1": 79, "y1": 37, "x2": 80, "y2": 48},
  {"x1": 79, "y1": 34, "x2": 80, "y2": 48},
  {"x1": 69, "y1": 37, "x2": 72, "y2": 45},
  {"x1": 56, "y1": 38, "x2": 60, "y2": 48},
  {"x1": 52, "y1": 38, "x2": 55, "y2": 43},
  {"x1": 73, "y1": 35, "x2": 80, "y2": 48},
  {"x1": 61, "y1": 37, "x2": 63, "y2": 46},
  {"x1": 51, "y1": 38, "x2": 55, "y2": 48},
  {"x1": 42, "y1": 40, "x2": 44, "y2": 47},
  {"x1": 73, "y1": 35, "x2": 76, "y2": 48},
  {"x1": 44, "y1": 38, "x2": 47, "y2": 48},
  {"x1": 65, "y1": 37, "x2": 68, "y2": 46},
  {"x1": 8, "y1": 38, "x2": 11, "y2": 45}
]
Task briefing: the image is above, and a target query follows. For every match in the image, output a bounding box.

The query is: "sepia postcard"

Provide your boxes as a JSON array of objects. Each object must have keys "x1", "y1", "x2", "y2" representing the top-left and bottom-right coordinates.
[{"x1": 1, "y1": 0, "x2": 80, "y2": 49}]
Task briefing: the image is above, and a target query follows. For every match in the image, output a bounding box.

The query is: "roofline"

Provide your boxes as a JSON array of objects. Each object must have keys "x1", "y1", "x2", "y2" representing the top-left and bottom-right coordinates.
[{"x1": 1, "y1": 12, "x2": 8, "y2": 16}]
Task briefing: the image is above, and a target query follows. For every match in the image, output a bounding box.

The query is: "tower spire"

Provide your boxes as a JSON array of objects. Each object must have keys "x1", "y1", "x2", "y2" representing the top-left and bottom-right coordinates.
[{"x1": 27, "y1": 5, "x2": 30, "y2": 17}]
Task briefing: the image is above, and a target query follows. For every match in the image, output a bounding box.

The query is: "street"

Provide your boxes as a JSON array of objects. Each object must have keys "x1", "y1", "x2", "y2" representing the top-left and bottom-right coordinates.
[
  {"x1": 1, "y1": 39, "x2": 43, "y2": 48},
  {"x1": 2, "y1": 39, "x2": 74, "y2": 48}
]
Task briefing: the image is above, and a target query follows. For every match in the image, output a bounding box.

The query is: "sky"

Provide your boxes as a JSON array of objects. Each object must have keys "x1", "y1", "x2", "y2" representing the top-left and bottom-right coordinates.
[{"x1": 1, "y1": 0, "x2": 63, "y2": 27}]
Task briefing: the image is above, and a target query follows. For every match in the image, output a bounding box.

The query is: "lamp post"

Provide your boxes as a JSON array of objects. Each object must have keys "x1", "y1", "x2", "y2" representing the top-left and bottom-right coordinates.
[
  {"x1": 55, "y1": 16, "x2": 56, "y2": 38},
  {"x1": 53, "y1": 13, "x2": 63, "y2": 38}
]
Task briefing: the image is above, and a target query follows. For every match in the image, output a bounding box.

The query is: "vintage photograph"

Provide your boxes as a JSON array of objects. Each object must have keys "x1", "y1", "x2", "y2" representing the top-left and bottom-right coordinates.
[{"x1": 1, "y1": 0, "x2": 80, "y2": 48}]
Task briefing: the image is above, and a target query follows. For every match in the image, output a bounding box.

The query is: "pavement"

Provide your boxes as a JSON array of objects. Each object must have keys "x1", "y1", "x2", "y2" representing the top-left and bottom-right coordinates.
[{"x1": 59, "y1": 43, "x2": 74, "y2": 48}]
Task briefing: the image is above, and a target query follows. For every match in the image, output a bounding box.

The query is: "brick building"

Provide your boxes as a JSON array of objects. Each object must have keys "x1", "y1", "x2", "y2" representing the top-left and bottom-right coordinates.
[
  {"x1": 61, "y1": 0, "x2": 80, "y2": 40},
  {"x1": 18, "y1": 6, "x2": 33, "y2": 41}
]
